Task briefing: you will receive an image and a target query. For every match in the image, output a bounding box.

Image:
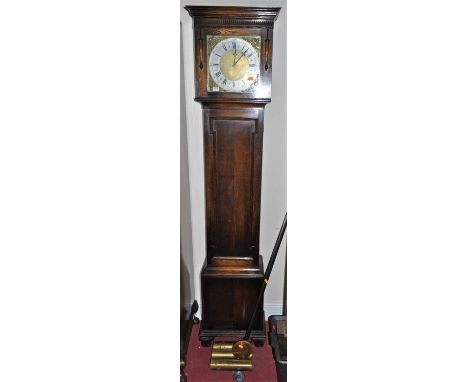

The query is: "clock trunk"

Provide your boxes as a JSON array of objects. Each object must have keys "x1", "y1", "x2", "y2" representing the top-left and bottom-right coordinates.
[{"x1": 204, "y1": 104, "x2": 264, "y2": 266}]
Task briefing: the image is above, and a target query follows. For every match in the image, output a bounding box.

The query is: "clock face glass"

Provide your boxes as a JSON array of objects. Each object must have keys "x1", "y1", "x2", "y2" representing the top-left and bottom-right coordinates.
[{"x1": 207, "y1": 35, "x2": 261, "y2": 93}]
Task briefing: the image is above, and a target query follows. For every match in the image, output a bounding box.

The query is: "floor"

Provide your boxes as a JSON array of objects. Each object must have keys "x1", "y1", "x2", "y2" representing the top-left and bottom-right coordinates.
[{"x1": 183, "y1": 321, "x2": 278, "y2": 382}]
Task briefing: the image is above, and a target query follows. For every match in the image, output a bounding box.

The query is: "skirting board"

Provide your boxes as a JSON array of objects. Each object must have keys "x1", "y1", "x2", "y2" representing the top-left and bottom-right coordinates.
[
  {"x1": 189, "y1": 303, "x2": 284, "y2": 320},
  {"x1": 264, "y1": 303, "x2": 284, "y2": 318}
]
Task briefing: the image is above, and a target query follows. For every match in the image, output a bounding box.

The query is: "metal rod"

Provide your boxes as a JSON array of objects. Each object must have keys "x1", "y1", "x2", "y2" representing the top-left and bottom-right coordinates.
[{"x1": 243, "y1": 213, "x2": 287, "y2": 341}]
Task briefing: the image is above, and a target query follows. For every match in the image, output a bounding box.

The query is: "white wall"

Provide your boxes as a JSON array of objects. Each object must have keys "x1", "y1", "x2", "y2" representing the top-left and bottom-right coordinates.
[
  {"x1": 180, "y1": 0, "x2": 287, "y2": 317},
  {"x1": 180, "y1": 23, "x2": 195, "y2": 309}
]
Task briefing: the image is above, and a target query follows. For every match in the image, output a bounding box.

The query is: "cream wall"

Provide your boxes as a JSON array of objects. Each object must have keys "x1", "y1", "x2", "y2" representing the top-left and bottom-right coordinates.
[
  {"x1": 180, "y1": 0, "x2": 287, "y2": 316},
  {"x1": 180, "y1": 23, "x2": 195, "y2": 309}
]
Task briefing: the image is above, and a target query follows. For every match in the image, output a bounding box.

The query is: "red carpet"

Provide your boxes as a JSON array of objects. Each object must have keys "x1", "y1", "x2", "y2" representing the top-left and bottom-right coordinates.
[{"x1": 184, "y1": 322, "x2": 278, "y2": 382}]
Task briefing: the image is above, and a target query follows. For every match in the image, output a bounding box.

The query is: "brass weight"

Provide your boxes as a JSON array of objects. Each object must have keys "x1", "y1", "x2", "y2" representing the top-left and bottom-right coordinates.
[
  {"x1": 209, "y1": 359, "x2": 254, "y2": 371},
  {"x1": 212, "y1": 342, "x2": 234, "y2": 351},
  {"x1": 211, "y1": 351, "x2": 236, "y2": 359},
  {"x1": 211, "y1": 351, "x2": 253, "y2": 360}
]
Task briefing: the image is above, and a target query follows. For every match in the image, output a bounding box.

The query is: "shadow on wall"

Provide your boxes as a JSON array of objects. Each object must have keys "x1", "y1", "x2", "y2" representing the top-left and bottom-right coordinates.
[{"x1": 180, "y1": 243, "x2": 192, "y2": 321}]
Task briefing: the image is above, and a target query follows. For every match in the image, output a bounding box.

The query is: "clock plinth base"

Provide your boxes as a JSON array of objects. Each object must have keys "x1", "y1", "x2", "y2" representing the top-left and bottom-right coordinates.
[
  {"x1": 199, "y1": 256, "x2": 266, "y2": 344},
  {"x1": 199, "y1": 314, "x2": 266, "y2": 344}
]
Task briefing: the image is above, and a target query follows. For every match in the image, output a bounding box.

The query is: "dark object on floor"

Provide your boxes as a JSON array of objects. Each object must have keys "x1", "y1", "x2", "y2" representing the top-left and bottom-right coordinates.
[
  {"x1": 181, "y1": 300, "x2": 199, "y2": 382},
  {"x1": 232, "y1": 371, "x2": 245, "y2": 382},
  {"x1": 269, "y1": 315, "x2": 287, "y2": 382}
]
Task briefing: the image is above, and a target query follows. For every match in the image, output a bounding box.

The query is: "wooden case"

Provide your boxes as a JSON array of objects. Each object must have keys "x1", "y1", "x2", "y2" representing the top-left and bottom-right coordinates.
[{"x1": 185, "y1": 6, "x2": 281, "y2": 346}]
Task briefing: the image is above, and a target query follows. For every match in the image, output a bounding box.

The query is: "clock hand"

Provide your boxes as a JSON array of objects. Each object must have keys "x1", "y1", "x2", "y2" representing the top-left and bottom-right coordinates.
[{"x1": 233, "y1": 51, "x2": 245, "y2": 66}]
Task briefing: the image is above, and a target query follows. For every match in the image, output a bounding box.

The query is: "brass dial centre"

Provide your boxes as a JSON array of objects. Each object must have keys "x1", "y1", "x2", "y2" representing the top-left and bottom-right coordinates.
[{"x1": 219, "y1": 51, "x2": 249, "y2": 81}]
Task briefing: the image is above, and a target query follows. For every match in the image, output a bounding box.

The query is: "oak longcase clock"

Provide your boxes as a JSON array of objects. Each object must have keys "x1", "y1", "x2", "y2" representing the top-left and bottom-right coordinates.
[{"x1": 185, "y1": 5, "x2": 281, "y2": 346}]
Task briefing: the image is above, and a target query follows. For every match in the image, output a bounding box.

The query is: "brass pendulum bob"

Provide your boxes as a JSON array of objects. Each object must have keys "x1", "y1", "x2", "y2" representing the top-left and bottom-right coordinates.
[{"x1": 232, "y1": 340, "x2": 253, "y2": 360}]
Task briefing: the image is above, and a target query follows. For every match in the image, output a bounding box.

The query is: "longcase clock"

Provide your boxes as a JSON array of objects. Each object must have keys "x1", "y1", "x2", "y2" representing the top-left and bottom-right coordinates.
[{"x1": 185, "y1": 6, "x2": 281, "y2": 347}]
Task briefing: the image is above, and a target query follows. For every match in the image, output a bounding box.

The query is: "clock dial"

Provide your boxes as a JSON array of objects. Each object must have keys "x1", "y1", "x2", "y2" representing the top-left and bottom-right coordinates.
[{"x1": 207, "y1": 36, "x2": 260, "y2": 93}]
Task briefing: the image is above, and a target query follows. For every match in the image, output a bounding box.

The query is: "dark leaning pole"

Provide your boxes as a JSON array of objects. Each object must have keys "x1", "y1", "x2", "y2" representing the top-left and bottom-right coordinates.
[{"x1": 244, "y1": 213, "x2": 287, "y2": 342}]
